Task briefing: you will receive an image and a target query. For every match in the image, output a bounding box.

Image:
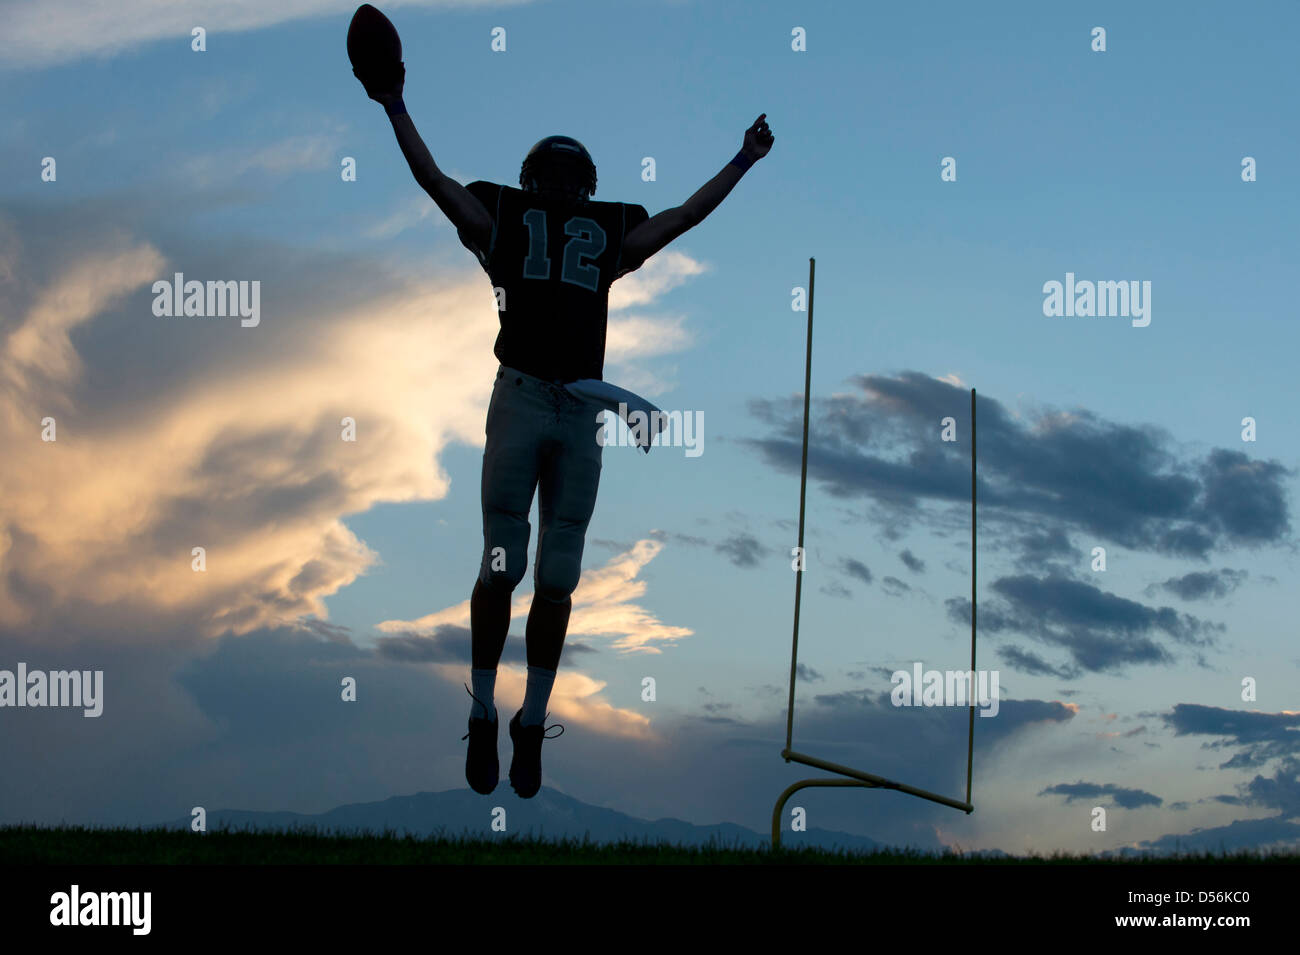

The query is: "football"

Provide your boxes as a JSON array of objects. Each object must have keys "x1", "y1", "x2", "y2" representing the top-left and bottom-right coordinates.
[{"x1": 347, "y1": 4, "x2": 403, "y2": 93}]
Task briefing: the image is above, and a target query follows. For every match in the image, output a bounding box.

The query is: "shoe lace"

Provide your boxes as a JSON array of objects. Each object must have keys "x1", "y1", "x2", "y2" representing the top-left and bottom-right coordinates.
[
  {"x1": 461, "y1": 682, "x2": 495, "y2": 740},
  {"x1": 542, "y1": 712, "x2": 565, "y2": 740}
]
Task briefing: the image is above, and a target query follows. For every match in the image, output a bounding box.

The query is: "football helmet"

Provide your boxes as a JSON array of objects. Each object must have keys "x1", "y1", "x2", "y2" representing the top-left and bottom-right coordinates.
[{"x1": 520, "y1": 135, "x2": 597, "y2": 199}]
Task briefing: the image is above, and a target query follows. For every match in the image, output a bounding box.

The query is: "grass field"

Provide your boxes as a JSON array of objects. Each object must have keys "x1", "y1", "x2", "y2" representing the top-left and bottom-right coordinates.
[{"x1": 2, "y1": 825, "x2": 1295, "y2": 865}]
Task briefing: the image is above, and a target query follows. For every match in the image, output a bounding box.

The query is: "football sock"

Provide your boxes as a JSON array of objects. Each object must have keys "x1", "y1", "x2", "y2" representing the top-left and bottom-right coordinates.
[
  {"x1": 520, "y1": 666, "x2": 556, "y2": 727},
  {"x1": 470, "y1": 667, "x2": 497, "y2": 722}
]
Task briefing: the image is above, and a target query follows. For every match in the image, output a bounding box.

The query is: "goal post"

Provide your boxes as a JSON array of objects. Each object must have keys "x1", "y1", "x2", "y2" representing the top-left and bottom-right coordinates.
[{"x1": 772, "y1": 257, "x2": 978, "y2": 849}]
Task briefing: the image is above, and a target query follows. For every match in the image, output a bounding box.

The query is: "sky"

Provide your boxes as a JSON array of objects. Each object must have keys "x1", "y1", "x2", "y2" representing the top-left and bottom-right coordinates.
[{"x1": 1, "y1": 0, "x2": 1298, "y2": 856}]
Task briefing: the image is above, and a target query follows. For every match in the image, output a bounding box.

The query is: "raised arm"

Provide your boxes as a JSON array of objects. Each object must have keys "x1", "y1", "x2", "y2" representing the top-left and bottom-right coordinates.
[
  {"x1": 361, "y1": 68, "x2": 493, "y2": 251},
  {"x1": 622, "y1": 114, "x2": 774, "y2": 267}
]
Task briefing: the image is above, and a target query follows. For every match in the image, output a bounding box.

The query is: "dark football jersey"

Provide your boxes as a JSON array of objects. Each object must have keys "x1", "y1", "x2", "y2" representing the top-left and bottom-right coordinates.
[{"x1": 457, "y1": 181, "x2": 650, "y2": 382}]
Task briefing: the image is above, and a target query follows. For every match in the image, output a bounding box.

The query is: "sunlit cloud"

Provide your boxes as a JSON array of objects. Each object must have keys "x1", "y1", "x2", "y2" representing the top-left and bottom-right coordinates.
[
  {"x1": 608, "y1": 250, "x2": 708, "y2": 311},
  {"x1": 377, "y1": 539, "x2": 693, "y2": 655},
  {"x1": 0, "y1": 244, "x2": 493, "y2": 634},
  {"x1": 0, "y1": 183, "x2": 704, "y2": 644},
  {"x1": 604, "y1": 312, "x2": 693, "y2": 363},
  {"x1": 432, "y1": 662, "x2": 656, "y2": 739}
]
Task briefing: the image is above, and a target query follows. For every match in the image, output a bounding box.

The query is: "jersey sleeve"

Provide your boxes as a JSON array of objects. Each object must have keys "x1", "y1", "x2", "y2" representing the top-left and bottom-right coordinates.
[
  {"x1": 614, "y1": 202, "x2": 651, "y2": 279},
  {"x1": 457, "y1": 180, "x2": 503, "y2": 271}
]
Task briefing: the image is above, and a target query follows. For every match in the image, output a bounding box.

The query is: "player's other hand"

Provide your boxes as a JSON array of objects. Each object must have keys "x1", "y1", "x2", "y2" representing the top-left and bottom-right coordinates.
[
  {"x1": 355, "y1": 62, "x2": 405, "y2": 105},
  {"x1": 742, "y1": 113, "x2": 774, "y2": 162}
]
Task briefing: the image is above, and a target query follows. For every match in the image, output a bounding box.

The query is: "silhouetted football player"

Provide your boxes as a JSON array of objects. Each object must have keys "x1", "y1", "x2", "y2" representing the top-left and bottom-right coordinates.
[{"x1": 358, "y1": 62, "x2": 773, "y2": 798}]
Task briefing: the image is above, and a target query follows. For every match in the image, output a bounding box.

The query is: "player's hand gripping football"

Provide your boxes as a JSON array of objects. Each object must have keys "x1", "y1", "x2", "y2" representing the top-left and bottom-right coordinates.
[
  {"x1": 355, "y1": 62, "x2": 405, "y2": 106},
  {"x1": 742, "y1": 113, "x2": 774, "y2": 162}
]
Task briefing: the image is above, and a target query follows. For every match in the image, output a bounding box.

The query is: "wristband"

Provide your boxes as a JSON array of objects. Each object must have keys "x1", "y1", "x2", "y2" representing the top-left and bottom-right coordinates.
[
  {"x1": 728, "y1": 149, "x2": 754, "y2": 172},
  {"x1": 385, "y1": 97, "x2": 407, "y2": 117}
]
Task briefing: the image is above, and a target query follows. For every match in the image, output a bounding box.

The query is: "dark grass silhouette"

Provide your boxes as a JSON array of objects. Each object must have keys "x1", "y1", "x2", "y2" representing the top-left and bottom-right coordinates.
[{"x1": 3, "y1": 825, "x2": 1294, "y2": 865}]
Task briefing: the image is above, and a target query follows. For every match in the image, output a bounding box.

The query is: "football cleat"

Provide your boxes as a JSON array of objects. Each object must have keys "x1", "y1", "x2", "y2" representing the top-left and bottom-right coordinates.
[
  {"x1": 461, "y1": 684, "x2": 499, "y2": 795},
  {"x1": 507, "y1": 708, "x2": 564, "y2": 799}
]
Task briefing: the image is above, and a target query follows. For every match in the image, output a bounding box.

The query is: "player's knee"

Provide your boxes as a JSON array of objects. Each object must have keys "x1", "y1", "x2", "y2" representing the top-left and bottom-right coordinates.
[
  {"x1": 480, "y1": 566, "x2": 524, "y2": 594},
  {"x1": 479, "y1": 545, "x2": 528, "y2": 591},
  {"x1": 534, "y1": 553, "x2": 580, "y2": 602}
]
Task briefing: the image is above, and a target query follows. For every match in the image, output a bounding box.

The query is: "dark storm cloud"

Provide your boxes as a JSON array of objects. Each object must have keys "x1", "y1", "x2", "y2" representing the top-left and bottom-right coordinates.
[
  {"x1": 745, "y1": 373, "x2": 1294, "y2": 562},
  {"x1": 1014, "y1": 526, "x2": 1079, "y2": 565},
  {"x1": 1038, "y1": 781, "x2": 1162, "y2": 809},
  {"x1": 999, "y1": 645, "x2": 1078, "y2": 679},
  {"x1": 841, "y1": 558, "x2": 873, "y2": 586},
  {"x1": 899, "y1": 549, "x2": 925, "y2": 573},
  {"x1": 714, "y1": 532, "x2": 770, "y2": 568},
  {"x1": 944, "y1": 574, "x2": 1223, "y2": 677},
  {"x1": 1148, "y1": 568, "x2": 1248, "y2": 602},
  {"x1": 1119, "y1": 712, "x2": 1300, "y2": 855},
  {"x1": 1162, "y1": 704, "x2": 1300, "y2": 769},
  {"x1": 1237, "y1": 758, "x2": 1300, "y2": 817},
  {"x1": 795, "y1": 663, "x2": 824, "y2": 683}
]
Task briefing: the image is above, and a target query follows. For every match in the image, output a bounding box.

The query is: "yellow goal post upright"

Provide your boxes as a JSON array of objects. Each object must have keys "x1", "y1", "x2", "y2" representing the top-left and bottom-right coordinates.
[{"x1": 771, "y1": 257, "x2": 978, "y2": 849}]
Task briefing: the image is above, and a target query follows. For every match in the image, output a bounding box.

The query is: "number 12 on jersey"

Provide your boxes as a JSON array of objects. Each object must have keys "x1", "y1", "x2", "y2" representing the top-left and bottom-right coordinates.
[{"x1": 521, "y1": 209, "x2": 607, "y2": 292}]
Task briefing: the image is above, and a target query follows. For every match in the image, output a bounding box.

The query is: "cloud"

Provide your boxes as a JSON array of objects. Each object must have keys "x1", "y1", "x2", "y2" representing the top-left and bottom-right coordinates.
[
  {"x1": 1013, "y1": 526, "x2": 1080, "y2": 566},
  {"x1": 0, "y1": 187, "x2": 699, "y2": 641},
  {"x1": 646, "y1": 526, "x2": 782, "y2": 573},
  {"x1": 795, "y1": 663, "x2": 823, "y2": 683},
  {"x1": 1131, "y1": 703, "x2": 1300, "y2": 852},
  {"x1": 0, "y1": 211, "x2": 488, "y2": 636},
  {"x1": 1148, "y1": 568, "x2": 1248, "y2": 602},
  {"x1": 714, "y1": 532, "x2": 770, "y2": 569},
  {"x1": 602, "y1": 313, "x2": 694, "y2": 364},
  {"x1": 899, "y1": 549, "x2": 925, "y2": 573},
  {"x1": 606, "y1": 250, "x2": 708, "y2": 311},
  {"x1": 746, "y1": 372, "x2": 1294, "y2": 565},
  {"x1": 1162, "y1": 703, "x2": 1300, "y2": 769},
  {"x1": 1097, "y1": 724, "x2": 1146, "y2": 740},
  {"x1": 376, "y1": 540, "x2": 693, "y2": 655},
  {"x1": 841, "y1": 557, "x2": 872, "y2": 586},
  {"x1": 646, "y1": 528, "x2": 710, "y2": 548},
  {"x1": 3, "y1": 241, "x2": 164, "y2": 396},
  {"x1": 0, "y1": 0, "x2": 534, "y2": 69},
  {"x1": 598, "y1": 253, "x2": 707, "y2": 395},
  {"x1": 1038, "y1": 780, "x2": 1162, "y2": 809},
  {"x1": 998, "y1": 645, "x2": 1077, "y2": 679},
  {"x1": 945, "y1": 574, "x2": 1224, "y2": 677},
  {"x1": 431, "y1": 660, "x2": 655, "y2": 740},
  {"x1": 375, "y1": 623, "x2": 597, "y2": 665},
  {"x1": 1233, "y1": 757, "x2": 1300, "y2": 817}
]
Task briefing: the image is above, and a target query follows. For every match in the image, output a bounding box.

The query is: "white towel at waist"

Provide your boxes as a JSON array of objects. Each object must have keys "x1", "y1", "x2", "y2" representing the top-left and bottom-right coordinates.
[{"x1": 563, "y1": 379, "x2": 666, "y2": 453}]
